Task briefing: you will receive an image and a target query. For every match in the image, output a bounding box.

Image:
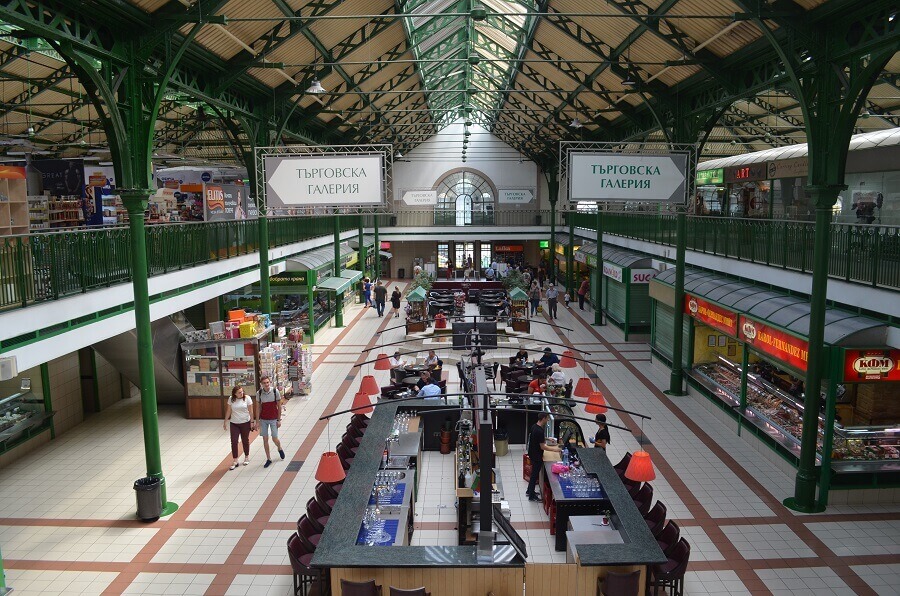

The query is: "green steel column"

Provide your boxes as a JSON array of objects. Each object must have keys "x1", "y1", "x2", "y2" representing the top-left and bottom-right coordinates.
[
  {"x1": 548, "y1": 175, "x2": 559, "y2": 282},
  {"x1": 258, "y1": 208, "x2": 272, "y2": 314},
  {"x1": 738, "y1": 343, "x2": 750, "y2": 437},
  {"x1": 567, "y1": 220, "x2": 575, "y2": 296},
  {"x1": 667, "y1": 210, "x2": 687, "y2": 396},
  {"x1": 307, "y1": 275, "x2": 316, "y2": 344},
  {"x1": 785, "y1": 185, "x2": 840, "y2": 514},
  {"x1": 594, "y1": 206, "x2": 604, "y2": 326},
  {"x1": 818, "y1": 347, "x2": 839, "y2": 509},
  {"x1": 357, "y1": 213, "x2": 365, "y2": 274},
  {"x1": 0, "y1": 544, "x2": 6, "y2": 591},
  {"x1": 40, "y1": 362, "x2": 54, "y2": 439},
  {"x1": 373, "y1": 214, "x2": 381, "y2": 280},
  {"x1": 121, "y1": 190, "x2": 177, "y2": 517},
  {"x1": 334, "y1": 215, "x2": 344, "y2": 328}
]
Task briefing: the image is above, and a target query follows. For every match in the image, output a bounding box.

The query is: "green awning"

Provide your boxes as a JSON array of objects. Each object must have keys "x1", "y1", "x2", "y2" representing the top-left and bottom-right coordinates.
[
  {"x1": 317, "y1": 269, "x2": 362, "y2": 294},
  {"x1": 508, "y1": 287, "x2": 529, "y2": 300},
  {"x1": 286, "y1": 243, "x2": 354, "y2": 271},
  {"x1": 407, "y1": 286, "x2": 427, "y2": 301}
]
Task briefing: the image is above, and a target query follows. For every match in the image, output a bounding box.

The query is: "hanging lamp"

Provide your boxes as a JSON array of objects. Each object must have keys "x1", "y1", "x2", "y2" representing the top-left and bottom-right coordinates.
[
  {"x1": 625, "y1": 417, "x2": 656, "y2": 482},
  {"x1": 560, "y1": 350, "x2": 577, "y2": 368},
  {"x1": 315, "y1": 452, "x2": 346, "y2": 483},
  {"x1": 351, "y1": 391, "x2": 374, "y2": 415},
  {"x1": 374, "y1": 353, "x2": 391, "y2": 370},
  {"x1": 360, "y1": 374, "x2": 380, "y2": 395},
  {"x1": 585, "y1": 391, "x2": 608, "y2": 414},
  {"x1": 573, "y1": 377, "x2": 593, "y2": 398}
]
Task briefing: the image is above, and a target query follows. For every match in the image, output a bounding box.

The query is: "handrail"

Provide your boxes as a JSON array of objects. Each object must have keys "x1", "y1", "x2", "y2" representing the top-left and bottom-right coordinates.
[{"x1": 569, "y1": 211, "x2": 900, "y2": 290}]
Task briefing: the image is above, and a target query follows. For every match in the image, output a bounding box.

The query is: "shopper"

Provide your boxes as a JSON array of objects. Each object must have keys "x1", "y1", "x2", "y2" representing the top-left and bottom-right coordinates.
[
  {"x1": 577, "y1": 276, "x2": 590, "y2": 310},
  {"x1": 362, "y1": 277, "x2": 372, "y2": 307},
  {"x1": 373, "y1": 280, "x2": 388, "y2": 316},
  {"x1": 564, "y1": 292, "x2": 571, "y2": 309},
  {"x1": 546, "y1": 283, "x2": 559, "y2": 319},
  {"x1": 256, "y1": 375, "x2": 285, "y2": 468},
  {"x1": 529, "y1": 281, "x2": 541, "y2": 316},
  {"x1": 526, "y1": 412, "x2": 561, "y2": 501},
  {"x1": 224, "y1": 385, "x2": 254, "y2": 470},
  {"x1": 593, "y1": 414, "x2": 611, "y2": 450},
  {"x1": 538, "y1": 347, "x2": 560, "y2": 367},
  {"x1": 390, "y1": 286, "x2": 402, "y2": 317}
]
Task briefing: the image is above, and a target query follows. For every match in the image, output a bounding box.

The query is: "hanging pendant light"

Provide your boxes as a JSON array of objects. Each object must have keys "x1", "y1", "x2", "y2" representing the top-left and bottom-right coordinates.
[
  {"x1": 360, "y1": 374, "x2": 380, "y2": 395},
  {"x1": 624, "y1": 450, "x2": 655, "y2": 482},
  {"x1": 374, "y1": 353, "x2": 391, "y2": 370},
  {"x1": 585, "y1": 391, "x2": 608, "y2": 414},
  {"x1": 560, "y1": 350, "x2": 577, "y2": 368},
  {"x1": 306, "y1": 44, "x2": 327, "y2": 94},
  {"x1": 352, "y1": 391, "x2": 374, "y2": 415},
  {"x1": 315, "y1": 451, "x2": 346, "y2": 483},
  {"x1": 573, "y1": 377, "x2": 593, "y2": 398}
]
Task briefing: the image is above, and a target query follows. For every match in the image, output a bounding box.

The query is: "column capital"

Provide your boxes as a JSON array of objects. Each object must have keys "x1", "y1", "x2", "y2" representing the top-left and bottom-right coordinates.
[
  {"x1": 119, "y1": 189, "x2": 154, "y2": 214},
  {"x1": 805, "y1": 184, "x2": 847, "y2": 209}
]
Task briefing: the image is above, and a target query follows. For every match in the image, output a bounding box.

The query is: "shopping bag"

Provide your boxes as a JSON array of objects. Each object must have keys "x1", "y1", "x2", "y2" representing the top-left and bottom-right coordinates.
[
  {"x1": 537, "y1": 305, "x2": 543, "y2": 313},
  {"x1": 523, "y1": 453, "x2": 532, "y2": 481}
]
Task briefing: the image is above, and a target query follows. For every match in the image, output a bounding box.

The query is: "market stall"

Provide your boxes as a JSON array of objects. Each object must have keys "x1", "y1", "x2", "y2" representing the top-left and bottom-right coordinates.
[
  {"x1": 405, "y1": 286, "x2": 427, "y2": 333},
  {"x1": 508, "y1": 287, "x2": 529, "y2": 332}
]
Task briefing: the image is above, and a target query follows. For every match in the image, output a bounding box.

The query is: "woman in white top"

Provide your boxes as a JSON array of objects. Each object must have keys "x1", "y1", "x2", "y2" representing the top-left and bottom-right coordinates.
[
  {"x1": 548, "y1": 364, "x2": 567, "y2": 386},
  {"x1": 224, "y1": 386, "x2": 255, "y2": 470}
]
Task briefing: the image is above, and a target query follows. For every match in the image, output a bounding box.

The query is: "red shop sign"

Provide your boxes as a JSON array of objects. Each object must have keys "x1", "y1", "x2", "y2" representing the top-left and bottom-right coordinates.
[
  {"x1": 494, "y1": 245, "x2": 523, "y2": 252},
  {"x1": 739, "y1": 316, "x2": 809, "y2": 372},
  {"x1": 843, "y1": 349, "x2": 900, "y2": 382},
  {"x1": 684, "y1": 295, "x2": 738, "y2": 336}
]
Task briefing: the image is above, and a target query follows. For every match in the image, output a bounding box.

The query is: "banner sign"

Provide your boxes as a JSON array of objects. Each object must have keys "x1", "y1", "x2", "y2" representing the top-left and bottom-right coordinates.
[
  {"x1": 264, "y1": 154, "x2": 384, "y2": 207},
  {"x1": 602, "y1": 262, "x2": 623, "y2": 283},
  {"x1": 494, "y1": 244, "x2": 523, "y2": 252},
  {"x1": 630, "y1": 269, "x2": 657, "y2": 284},
  {"x1": 574, "y1": 251, "x2": 587, "y2": 264},
  {"x1": 696, "y1": 168, "x2": 723, "y2": 185},
  {"x1": 498, "y1": 189, "x2": 534, "y2": 204},
  {"x1": 685, "y1": 295, "x2": 738, "y2": 336},
  {"x1": 569, "y1": 153, "x2": 687, "y2": 202},
  {"x1": 401, "y1": 189, "x2": 437, "y2": 206},
  {"x1": 205, "y1": 184, "x2": 252, "y2": 221},
  {"x1": 843, "y1": 349, "x2": 900, "y2": 382},
  {"x1": 739, "y1": 316, "x2": 809, "y2": 372},
  {"x1": 767, "y1": 157, "x2": 808, "y2": 179}
]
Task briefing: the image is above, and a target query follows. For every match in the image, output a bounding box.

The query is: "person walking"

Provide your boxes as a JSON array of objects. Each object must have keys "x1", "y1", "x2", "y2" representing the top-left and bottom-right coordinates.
[
  {"x1": 373, "y1": 280, "x2": 388, "y2": 317},
  {"x1": 362, "y1": 277, "x2": 372, "y2": 307},
  {"x1": 525, "y1": 412, "x2": 561, "y2": 501},
  {"x1": 529, "y1": 281, "x2": 541, "y2": 316},
  {"x1": 577, "y1": 276, "x2": 590, "y2": 310},
  {"x1": 224, "y1": 385, "x2": 254, "y2": 470},
  {"x1": 593, "y1": 414, "x2": 611, "y2": 450},
  {"x1": 390, "y1": 286, "x2": 402, "y2": 317},
  {"x1": 546, "y1": 283, "x2": 559, "y2": 319},
  {"x1": 255, "y1": 375, "x2": 285, "y2": 468}
]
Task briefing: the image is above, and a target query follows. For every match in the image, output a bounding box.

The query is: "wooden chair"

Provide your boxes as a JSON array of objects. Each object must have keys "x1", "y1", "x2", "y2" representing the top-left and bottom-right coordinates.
[{"x1": 340, "y1": 578, "x2": 382, "y2": 596}]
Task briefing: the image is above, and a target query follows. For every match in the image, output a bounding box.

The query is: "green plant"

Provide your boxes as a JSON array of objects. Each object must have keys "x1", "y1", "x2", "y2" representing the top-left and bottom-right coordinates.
[
  {"x1": 406, "y1": 270, "x2": 434, "y2": 295},
  {"x1": 502, "y1": 269, "x2": 527, "y2": 293}
]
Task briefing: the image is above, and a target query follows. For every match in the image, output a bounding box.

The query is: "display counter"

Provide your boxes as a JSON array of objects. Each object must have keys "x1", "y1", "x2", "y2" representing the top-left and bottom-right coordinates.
[{"x1": 0, "y1": 391, "x2": 54, "y2": 453}]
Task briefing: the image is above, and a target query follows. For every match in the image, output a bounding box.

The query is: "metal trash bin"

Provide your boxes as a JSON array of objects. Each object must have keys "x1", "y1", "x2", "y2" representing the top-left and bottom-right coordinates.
[
  {"x1": 398, "y1": 267, "x2": 405, "y2": 279},
  {"x1": 134, "y1": 477, "x2": 162, "y2": 522},
  {"x1": 494, "y1": 430, "x2": 509, "y2": 457}
]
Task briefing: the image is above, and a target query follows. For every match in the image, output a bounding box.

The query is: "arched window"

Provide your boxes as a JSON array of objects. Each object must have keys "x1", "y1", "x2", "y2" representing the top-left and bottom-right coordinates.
[{"x1": 435, "y1": 171, "x2": 494, "y2": 226}]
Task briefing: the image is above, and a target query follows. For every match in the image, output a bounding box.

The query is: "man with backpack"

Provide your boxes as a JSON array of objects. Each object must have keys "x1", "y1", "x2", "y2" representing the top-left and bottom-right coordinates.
[{"x1": 256, "y1": 375, "x2": 286, "y2": 468}]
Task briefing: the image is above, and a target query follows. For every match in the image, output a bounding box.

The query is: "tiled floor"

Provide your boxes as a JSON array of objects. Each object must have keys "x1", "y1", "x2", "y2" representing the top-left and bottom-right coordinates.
[{"x1": 1, "y1": 292, "x2": 899, "y2": 595}]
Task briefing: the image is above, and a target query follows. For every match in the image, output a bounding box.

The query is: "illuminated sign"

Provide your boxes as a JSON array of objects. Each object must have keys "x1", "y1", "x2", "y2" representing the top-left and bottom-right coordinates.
[
  {"x1": 696, "y1": 168, "x2": 724, "y2": 185},
  {"x1": 494, "y1": 245, "x2": 523, "y2": 252},
  {"x1": 539, "y1": 241, "x2": 549, "y2": 249},
  {"x1": 843, "y1": 349, "x2": 900, "y2": 382},
  {"x1": 739, "y1": 316, "x2": 809, "y2": 372},
  {"x1": 725, "y1": 164, "x2": 767, "y2": 183},
  {"x1": 685, "y1": 295, "x2": 738, "y2": 336}
]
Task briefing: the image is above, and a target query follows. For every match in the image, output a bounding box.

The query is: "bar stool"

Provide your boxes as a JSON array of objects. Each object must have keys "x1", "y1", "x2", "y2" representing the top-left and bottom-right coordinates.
[
  {"x1": 287, "y1": 533, "x2": 330, "y2": 596},
  {"x1": 644, "y1": 501, "x2": 667, "y2": 537},
  {"x1": 296, "y1": 515, "x2": 322, "y2": 551},
  {"x1": 336, "y1": 443, "x2": 355, "y2": 469},
  {"x1": 315, "y1": 483, "x2": 336, "y2": 512},
  {"x1": 647, "y1": 538, "x2": 690, "y2": 596},
  {"x1": 305, "y1": 497, "x2": 328, "y2": 533},
  {"x1": 656, "y1": 521, "x2": 681, "y2": 557},
  {"x1": 632, "y1": 483, "x2": 654, "y2": 516}
]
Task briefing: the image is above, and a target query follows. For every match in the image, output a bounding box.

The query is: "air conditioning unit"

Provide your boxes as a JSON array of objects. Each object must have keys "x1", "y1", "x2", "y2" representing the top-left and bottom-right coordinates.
[{"x1": 0, "y1": 356, "x2": 18, "y2": 381}]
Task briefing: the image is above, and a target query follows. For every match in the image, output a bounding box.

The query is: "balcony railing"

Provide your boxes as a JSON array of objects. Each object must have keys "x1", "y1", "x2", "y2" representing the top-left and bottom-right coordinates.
[
  {"x1": 383, "y1": 209, "x2": 555, "y2": 227},
  {"x1": 570, "y1": 211, "x2": 900, "y2": 290},
  {"x1": 0, "y1": 216, "x2": 358, "y2": 310}
]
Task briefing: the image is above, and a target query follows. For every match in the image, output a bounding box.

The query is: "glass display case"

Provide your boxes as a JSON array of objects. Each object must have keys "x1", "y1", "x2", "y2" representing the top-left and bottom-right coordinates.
[
  {"x1": 0, "y1": 392, "x2": 53, "y2": 451},
  {"x1": 692, "y1": 358, "x2": 900, "y2": 472},
  {"x1": 182, "y1": 326, "x2": 274, "y2": 419}
]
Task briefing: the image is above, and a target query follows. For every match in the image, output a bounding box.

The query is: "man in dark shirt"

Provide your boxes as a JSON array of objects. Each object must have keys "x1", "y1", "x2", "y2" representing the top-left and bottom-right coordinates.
[
  {"x1": 372, "y1": 281, "x2": 388, "y2": 317},
  {"x1": 416, "y1": 370, "x2": 431, "y2": 390},
  {"x1": 526, "y1": 412, "x2": 561, "y2": 502},
  {"x1": 538, "y1": 347, "x2": 560, "y2": 368},
  {"x1": 593, "y1": 414, "x2": 611, "y2": 450}
]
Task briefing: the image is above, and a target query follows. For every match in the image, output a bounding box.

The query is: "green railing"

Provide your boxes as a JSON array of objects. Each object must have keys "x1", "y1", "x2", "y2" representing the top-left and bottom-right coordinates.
[
  {"x1": 0, "y1": 215, "x2": 359, "y2": 310},
  {"x1": 570, "y1": 211, "x2": 900, "y2": 290}
]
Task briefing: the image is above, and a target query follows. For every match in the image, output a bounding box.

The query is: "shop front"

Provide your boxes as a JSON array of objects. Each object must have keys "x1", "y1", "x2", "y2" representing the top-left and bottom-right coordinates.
[
  {"x1": 578, "y1": 245, "x2": 656, "y2": 340},
  {"x1": 493, "y1": 243, "x2": 524, "y2": 267},
  {"x1": 651, "y1": 267, "x2": 899, "y2": 499}
]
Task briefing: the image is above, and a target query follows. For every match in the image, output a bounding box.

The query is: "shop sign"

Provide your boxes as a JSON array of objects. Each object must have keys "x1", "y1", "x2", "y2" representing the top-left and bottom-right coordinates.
[
  {"x1": 585, "y1": 253, "x2": 597, "y2": 267},
  {"x1": 843, "y1": 349, "x2": 900, "y2": 382},
  {"x1": 602, "y1": 262, "x2": 623, "y2": 283},
  {"x1": 401, "y1": 189, "x2": 437, "y2": 205},
  {"x1": 271, "y1": 272, "x2": 307, "y2": 285},
  {"x1": 685, "y1": 295, "x2": 738, "y2": 336},
  {"x1": 569, "y1": 153, "x2": 688, "y2": 202},
  {"x1": 380, "y1": 241, "x2": 391, "y2": 249},
  {"x1": 767, "y1": 157, "x2": 808, "y2": 179},
  {"x1": 630, "y1": 269, "x2": 657, "y2": 284},
  {"x1": 739, "y1": 316, "x2": 809, "y2": 372},
  {"x1": 555, "y1": 244, "x2": 566, "y2": 255},
  {"x1": 696, "y1": 168, "x2": 723, "y2": 185},
  {"x1": 574, "y1": 251, "x2": 587, "y2": 264},
  {"x1": 539, "y1": 240, "x2": 549, "y2": 249},
  {"x1": 264, "y1": 154, "x2": 384, "y2": 207},
  {"x1": 205, "y1": 184, "x2": 252, "y2": 221},
  {"x1": 725, "y1": 164, "x2": 767, "y2": 183},
  {"x1": 494, "y1": 244, "x2": 523, "y2": 252},
  {"x1": 498, "y1": 189, "x2": 534, "y2": 204}
]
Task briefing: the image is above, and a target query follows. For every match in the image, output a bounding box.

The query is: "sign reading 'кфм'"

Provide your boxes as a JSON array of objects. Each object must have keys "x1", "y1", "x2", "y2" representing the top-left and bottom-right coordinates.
[
  {"x1": 264, "y1": 154, "x2": 384, "y2": 207},
  {"x1": 569, "y1": 153, "x2": 687, "y2": 202}
]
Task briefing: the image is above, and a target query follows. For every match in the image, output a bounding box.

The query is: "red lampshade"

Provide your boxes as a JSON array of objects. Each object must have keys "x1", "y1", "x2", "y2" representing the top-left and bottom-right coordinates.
[
  {"x1": 573, "y1": 377, "x2": 593, "y2": 398},
  {"x1": 624, "y1": 450, "x2": 656, "y2": 482},
  {"x1": 585, "y1": 391, "x2": 608, "y2": 414},
  {"x1": 360, "y1": 374, "x2": 380, "y2": 395},
  {"x1": 315, "y1": 451, "x2": 346, "y2": 483},
  {"x1": 374, "y1": 353, "x2": 391, "y2": 370},
  {"x1": 352, "y1": 390, "x2": 374, "y2": 415},
  {"x1": 560, "y1": 350, "x2": 577, "y2": 368}
]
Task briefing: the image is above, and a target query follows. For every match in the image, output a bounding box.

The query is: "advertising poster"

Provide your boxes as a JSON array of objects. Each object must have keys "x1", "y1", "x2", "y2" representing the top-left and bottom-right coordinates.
[{"x1": 205, "y1": 183, "x2": 253, "y2": 221}]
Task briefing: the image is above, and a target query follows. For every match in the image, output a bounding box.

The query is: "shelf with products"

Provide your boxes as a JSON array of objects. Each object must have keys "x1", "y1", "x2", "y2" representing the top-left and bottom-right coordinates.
[
  {"x1": 27, "y1": 195, "x2": 49, "y2": 231},
  {"x1": 0, "y1": 177, "x2": 28, "y2": 236},
  {"x1": 691, "y1": 358, "x2": 900, "y2": 472},
  {"x1": 47, "y1": 197, "x2": 82, "y2": 228},
  {"x1": 0, "y1": 391, "x2": 54, "y2": 454}
]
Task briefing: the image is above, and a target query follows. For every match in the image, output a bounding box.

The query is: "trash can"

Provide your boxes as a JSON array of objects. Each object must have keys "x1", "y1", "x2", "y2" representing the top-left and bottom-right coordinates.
[
  {"x1": 494, "y1": 430, "x2": 509, "y2": 457},
  {"x1": 398, "y1": 267, "x2": 405, "y2": 279},
  {"x1": 134, "y1": 477, "x2": 162, "y2": 522}
]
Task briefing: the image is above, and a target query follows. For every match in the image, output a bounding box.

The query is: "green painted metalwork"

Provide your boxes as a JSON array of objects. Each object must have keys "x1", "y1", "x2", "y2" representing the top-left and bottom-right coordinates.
[
  {"x1": 333, "y1": 215, "x2": 344, "y2": 328},
  {"x1": 594, "y1": 207, "x2": 603, "y2": 326},
  {"x1": 373, "y1": 214, "x2": 381, "y2": 280},
  {"x1": 667, "y1": 211, "x2": 688, "y2": 396},
  {"x1": 40, "y1": 362, "x2": 53, "y2": 439}
]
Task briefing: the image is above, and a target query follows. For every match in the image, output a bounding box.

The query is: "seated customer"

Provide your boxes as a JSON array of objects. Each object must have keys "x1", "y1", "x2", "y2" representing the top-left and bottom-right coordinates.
[
  {"x1": 389, "y1": 350, "x2": 408, "y2": 369},
  {"x1": 548, "y1": 363, "x2": 567, "y2": 386},
  {"x1": 537, "y1": 347, "x2": 560, "y2": 367},
  {"x1": 527, "y1": 372, "x2": 548, "y2": 395},
  {"x1": 417, "y1": 379, "x2": 442, "y2": 399},
  {"x1": 416, "y1": 370, "x2": 432, "y2": 390},
  {"x1": 434, "y1": 310, "x2": 448, "y2": 329},
  {"x1": 512, "y1": 349, "x2": 529, "y2": 365}
]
